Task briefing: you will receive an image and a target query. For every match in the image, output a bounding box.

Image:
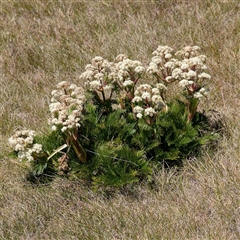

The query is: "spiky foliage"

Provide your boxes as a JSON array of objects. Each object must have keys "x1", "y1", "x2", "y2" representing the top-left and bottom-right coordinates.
[{"x1": 132, "y1": 101, "x2": 216, "y2": 165}]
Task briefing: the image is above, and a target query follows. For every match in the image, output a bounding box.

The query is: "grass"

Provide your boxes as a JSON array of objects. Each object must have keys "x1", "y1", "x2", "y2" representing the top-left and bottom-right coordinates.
[{"x1": 0, "y1": 0, "x2": 240, "y2": 239}]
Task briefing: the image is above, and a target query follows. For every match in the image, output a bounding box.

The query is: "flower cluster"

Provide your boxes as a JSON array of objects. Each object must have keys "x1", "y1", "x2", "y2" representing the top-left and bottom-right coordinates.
[
  {"x1": 175, "y1": 46, "x2": 201, "y2": 58},
  {"x1": 147, "y1": 45, "x2": 211, "y2": 100},
  {"x1": 80, "y1": 55, "x2": 146, "y2": 102},
  {"x1": 8, "y1": 130, "x2": 42, "y2": 161},
  {"x1": 132, "y1": 83, "x2": 167, "y2": 120},
  {"x1": 176, "y1": 54, "x2": 210, "y2": 99},
  {"x1": 115, "y1": 55, "x2": 145, "y2": 88},
  {"x1": 80, "y1": 56, "x2": 117, "y2": 101},
  {"x1": 48, "y1": 81, "x2": 86, "y2": 132},
  {"x1": 147, "y1": 45, "x2": 176, "y2": 83}
]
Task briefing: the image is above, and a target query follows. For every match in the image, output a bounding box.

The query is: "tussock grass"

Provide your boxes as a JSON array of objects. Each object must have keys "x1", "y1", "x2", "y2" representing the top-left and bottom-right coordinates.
[{"x1": 0, "y1": 0, "x2": 240, "y2": 239}]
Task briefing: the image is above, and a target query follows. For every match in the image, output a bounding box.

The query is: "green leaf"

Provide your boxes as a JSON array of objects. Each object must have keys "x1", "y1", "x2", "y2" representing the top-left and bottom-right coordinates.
[{"x1": 32, "y1": 162, "x2": 48, "y2": 176}]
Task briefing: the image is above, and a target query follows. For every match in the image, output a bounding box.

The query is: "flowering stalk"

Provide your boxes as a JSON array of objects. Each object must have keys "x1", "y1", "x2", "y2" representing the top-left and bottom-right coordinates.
[
  {"x1": 187, "y1": 98, "x2": 199, "y2": 122},
  {"x1": 65, "y1": 129, "x2": 87, "y2": 163}
]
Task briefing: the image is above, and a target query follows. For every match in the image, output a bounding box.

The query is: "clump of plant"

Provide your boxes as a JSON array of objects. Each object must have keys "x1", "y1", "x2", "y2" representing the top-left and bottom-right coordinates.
[{"x1": 8, "y1": 45, "x2": 218, "y2": 190}]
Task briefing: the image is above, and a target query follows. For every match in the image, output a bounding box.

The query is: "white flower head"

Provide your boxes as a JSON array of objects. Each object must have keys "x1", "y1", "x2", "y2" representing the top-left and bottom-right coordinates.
[
  {"x1": 180, "y1": 63, "x2": 189, "y2": 70},
  {"x1": 152, "y1": 88, "x2": 160, "y2": 95},
  {"x1": 164, "y1": 53, "x2": 172, "y2": 59},
  {"x1": 199, "y1": 87, "x2": 209, "y2": 96},
  {"x1": 123, "y1": 80, "x2": 134, "y2": 87},
  {"x1": 193, "y1": 92, "x2": 203, "y2": 99},
  {"x1": 198, "y1": 72, "x2": 211, "y2": 80},
  {"x1": 187, "y1": 70, "x2": 197, "y2": 79},
  {"x1": 146, "y1": 62, "x2": 159, "y2": 75},
  {"x1": 165, "y1": 76, "x2": 174, "y2": 82},
  {"x1": 136, "y1": 113, "x2": 143, "y2": 119},
  {"x1": 152, "y1": 95, "x2": 163, "y2": 103},
  {"x1": 179, "y1": 79, "x2": 190, "y2": 88},
  {"x1": 51, "y1": 125, "x2": 57, "y2": 131},
  {"x1": 132, "y1": 96, "x2": 142, "y2": 103},
  {"x1": 156, "y1": 83, "x2": 167, "y2": 91},
  {"x1": 135, "y1": 65, "x2": 145, "y2": 74},
  {"x1": 164, "y1": 60, "x2": 177, "y2": 69},
  {"x1": 153, "y1": 45, "x2": 174, "y2": 57},
  {"x1": 56, "y1": 81, "x2": 70, "y2": 89},
  {"x1": 89, "y1": 80, "x2": 101, "y2": 90},
  {"x1": 145, "y1": 107, "x2": 156, "y2": 117},
  {"x1": 141, "y1": 92, "x2": 151, "y2": 100},
  {"x1": 172, "y1": 68, "x2": 183, "y2": 79},
  {"x1": 103, "y1": 85, "x2": 113, "y2": 91},
  {"x1": 133, "y1": 106, "x2": 144, "y2": 114},
  {"x1": 115, "y1": 54, "x2": 128, "y2": 62},
  {"x1": 91, "y1": 56, "x2": 104, "y2": 67},
  {"x1": 8, "y1": 129, "x2": 43, "y2": 162},
  {"x1": 151, "y1": 56, "x2": 162, "y2": 65}
]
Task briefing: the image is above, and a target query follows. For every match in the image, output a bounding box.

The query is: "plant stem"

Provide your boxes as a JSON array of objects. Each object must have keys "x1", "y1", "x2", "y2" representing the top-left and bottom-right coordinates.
[{"x1": 66, "y1": 130, "x2": 87, "y2": 163}]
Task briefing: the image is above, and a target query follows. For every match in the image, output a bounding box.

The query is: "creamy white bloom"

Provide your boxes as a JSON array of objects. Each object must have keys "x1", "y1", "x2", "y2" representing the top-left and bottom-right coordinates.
[
  {"x1": 156, "y1": 83, "x2": 167, "y2": 91},
  {"x1": 89, "y1": 80, "x2": 101, "y2": 90},
  {"x1": 94, "y1": 72, "x2": 104, "y2": 81},
  {"x1": 116, "y1": 58, "x2": 145, "y2": 86},
  {"x1": 179, "y1": 79, "x2": 190, "y2": 88},
  {"x1": 48, "y1": 81, "x2": 86, "y2": 133},
  {"x1": 180, "y1": 63, "x2": 189, "y2": 70},
  {"x1": 61, "y1": 126, "x2": 68, "y2": 132},
  {"x1": 199, "y1": 87, "x2": 209, "y2": 96},
  {"x1": 148, "y1": 45, "x2": 211, "y2": 104},
  {"x1": 103, "y1": 85, "x2": 113, "y2": 91},
  {"x1": 69, "y1": 84, "x2": 78, "y2": 90},
  {"x1": 146, "y1": 62, "x2": 159, "y2": 75},
  {"x1": 187, "y1": 70, "x2": 197, "y2": 79},
  {"x1": 115, "y1": 54, "x2": 128, "y2": 62},
  {"x1": 198, "y1": 72, "x2": 211, "y2": 80},
  {"x1": 137, "y1": 84, "x2": 152, "y2": 92},
  {"x1": 25, "y1": 151, "x2": 34, "y2": 161},
  {"x1": 152, "y1": 88, "x2": 160, "y2": 95},
  {"x1": 175, "y1": 46, "x2": 201, "y2": 58},
  {"x1": 51, "y1": 125, "x2": 57, "y2": 131},
  {"x1": 152, "y1": 45, "x2": 174, "y2": 57},
  {"x1": 135, "y1": 65, "x2": 145, "y2": 74},
  {"x1": 193, "y1": 92, "x2": 203, "y2": 99},
  {"x1": 172, "y1": 68, "x2": 183, "y2": 79},
  {"x1": 132, "y1": 81, "x2": 168, "y2": 120},
  {"x1": 123, "y1": 80, "x2": 134, "y2": 87},
  {"x1": 91, "y1": 56, "x2": 104, "y2": 67},
  {"x1": 152, "y1": 95, "x2": 163, "y2": 103},
  {"x1": 15, "y1": 143, "x2": 25, "y2": 151},
  {"x1": 151, "y1": 56, "x2": 162, "y2": 64},
  {"x1": 32, "y1": 143, "x2": 43, "y2": 153},
  {"x1": 165, "y1": 76, "x2": 174, "y2": 82},
  {"x1": 165, "y1": 53, "x2": 172, "y2": 59},
  {"x1": 141, "y1": 92, "x2": 151, "y2": 100},
  {"x1": 164, "y1": 60, "x2": 177, "y2": 69},
  {"x1": 136, "y1": 113, "x2": 143, "y2": 119},
  {"x1": 133, "y1": 106, "x2": 144, "y2": 113},
  {"x1": 57, "y1": 81, "x2": 70, "y2": 89},
  {"x1": 132, "y1": 96, "x2": 142, "y2": 103},
  {"x1": 8, "y1": 130, "x2": 43, "y2": 162},
  {"x1": 81, "y1": 70, "x2": 94, "y2": 82},
  {"x1": 145, "y1": 107, "x2": 156, "y2": 117},
  {"x1": 25, "y1": 137, "x2": 34, "y2": 145}
]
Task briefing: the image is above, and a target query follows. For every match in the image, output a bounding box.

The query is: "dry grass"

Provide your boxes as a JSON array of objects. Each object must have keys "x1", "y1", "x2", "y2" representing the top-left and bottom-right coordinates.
[{"x1": 0, "y1": 0, "x2": 240, "y2": 239}]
